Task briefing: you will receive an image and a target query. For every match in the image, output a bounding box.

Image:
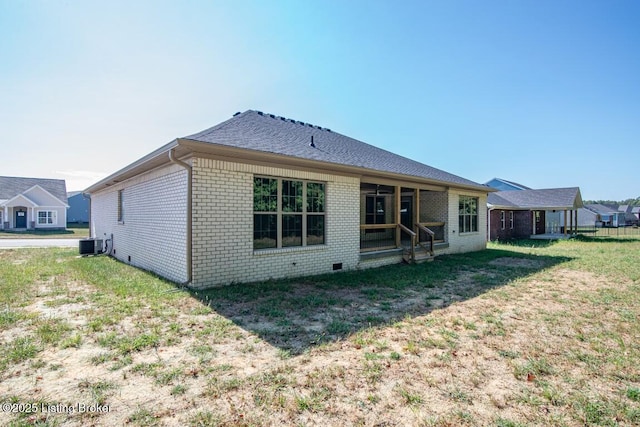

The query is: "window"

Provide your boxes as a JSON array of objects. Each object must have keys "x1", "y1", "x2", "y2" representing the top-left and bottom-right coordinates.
[
  {"x1": 37, "y1": 210, "x2": 57, "y2": 225},
  {"x1": 117, "y1": 190, "x2": 124, "y2": 222},
  {"x1": 509, "y1": 211, "x2": 514, "y2": 229},
  {"x1": 500, "y1": 211, "x2": 505, "y2": 230},
  {"x1": 253, "y1": 177, "x2": 325, "y2": 249},
  {"x1": 458, "y1": 196, "x2": 478, "y2": 233}
]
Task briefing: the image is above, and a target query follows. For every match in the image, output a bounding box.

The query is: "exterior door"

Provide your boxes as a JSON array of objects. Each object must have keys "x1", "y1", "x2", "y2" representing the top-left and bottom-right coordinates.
[
  {"x1": 534, "y1": 210, "x2": 545, "y2": 234},
  {"x1": 400, "y1": 196, "x2": 413, "y2": 230},
  {"x1": 15, "y1": 209, "x2": 27, "y2": 228}
]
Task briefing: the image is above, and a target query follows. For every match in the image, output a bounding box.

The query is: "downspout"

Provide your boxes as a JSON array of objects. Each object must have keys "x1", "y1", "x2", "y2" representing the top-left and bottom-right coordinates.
[
  {"x1": 169, "y1": 148, "x2": 192, "y2": 285},
  {"x1": 487, "y1": 207, "x2": 493, "y2": 242}
]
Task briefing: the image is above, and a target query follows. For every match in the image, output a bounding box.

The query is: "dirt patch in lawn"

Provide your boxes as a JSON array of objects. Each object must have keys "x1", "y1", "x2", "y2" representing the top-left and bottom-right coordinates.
[{"x1": 489, "y1": 257, "x2": 546, "y2": 269}]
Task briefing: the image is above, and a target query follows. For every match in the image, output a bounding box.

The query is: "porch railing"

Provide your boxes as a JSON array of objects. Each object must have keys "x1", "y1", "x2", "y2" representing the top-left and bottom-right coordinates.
[
  {"x1": 416, "y1": 223, "x2": 435, "y2": 256},
  {"x1": 360, "y1": 222, "x2": 444, "y2": 258},
  {"x1": 398, "y1": 223, "x2": 416, "y2": 262},
  {"x1": 360, "y1": 224, "x2": 397, "y2": 251}
]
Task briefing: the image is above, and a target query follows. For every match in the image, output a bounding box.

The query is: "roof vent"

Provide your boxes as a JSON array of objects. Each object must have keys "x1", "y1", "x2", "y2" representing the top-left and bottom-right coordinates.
[
  {"x1": 257, "y1": 111, "x2": 264, "y2": 116},
  {"x1": 269, "y1": 114, "x2": 275, "y2": 118},
  {"x1": 280, "y1": 117, "x2": 286, "y2": 121},
  {"x1": 309, "y1": 135, "x2": 316, "y2": 148},
  {"x1": 289, "y1": 119, "x2": 296, "y2": 123},
  {"x1": 326, "y1": 129, "x2": 332, "y2": 132},
  {"x1": 233, "y1": 112, "x2": 241, "y2": 117}
]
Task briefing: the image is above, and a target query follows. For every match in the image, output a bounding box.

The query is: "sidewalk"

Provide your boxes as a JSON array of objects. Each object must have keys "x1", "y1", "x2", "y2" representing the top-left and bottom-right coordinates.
[{"x1": 0, "y1": 239, "x2": 80, "y2": 248}]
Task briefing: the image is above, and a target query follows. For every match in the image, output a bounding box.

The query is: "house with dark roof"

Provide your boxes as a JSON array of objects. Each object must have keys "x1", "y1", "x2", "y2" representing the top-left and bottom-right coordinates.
[
  {"x1": 487, "y1": 187, "x2": 583, "y2": 240},
  {"x1": 85, "y1": 110, "x2": 491, "y2": 288},
  {"x1": 0, "y1": 176, "x2": 68, "y2": 230},
  {"x1": 585, "y1": 204, "x2": 626, "y2": 227},
  {"x1": 618, "y1": 205, "x2": 639, "y2": 226}
]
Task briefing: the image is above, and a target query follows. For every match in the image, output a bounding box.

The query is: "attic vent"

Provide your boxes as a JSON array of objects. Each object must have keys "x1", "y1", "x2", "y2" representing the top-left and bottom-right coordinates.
[
  {"x1": 326, "y1": 129, "x2": 332, "y2": 132},
  {"x1": 289, "y1": 119, "x2": 295, "y2": 123},
  {"x1": 280, "y1": 117, "x2": 286, "y2": 121},
  {"x1": 269, "y1": 114, "x2": 275, "y2": 118},
  {"x1": 298, "y1": 121, "x2": 305, "y2": 125},
  {"x1": 257, "y1": 111, "x2": 264, "y2": 116},
  {"x1": 233, "y1": 112, "x2": 241, "y2": 117}
]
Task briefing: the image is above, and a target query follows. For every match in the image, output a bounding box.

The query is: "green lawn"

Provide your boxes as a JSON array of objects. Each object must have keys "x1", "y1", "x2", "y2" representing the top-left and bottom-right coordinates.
[
  {"x1": 0, "y1": 225, "x2": 89, "y2": 239},
  {"x1": 0, "y1": 236, "x2": 638, "y2": 426}
]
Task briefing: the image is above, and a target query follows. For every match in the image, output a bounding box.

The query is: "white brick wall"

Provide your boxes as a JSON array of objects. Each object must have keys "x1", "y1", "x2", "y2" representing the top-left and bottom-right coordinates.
[
  {"x1": 90, "y1": 155, "x2": 488, "y2": 288},
  {"x1": 443, "y1": 189, "x2": 488, "y2": 254},
  {"x1": 190, "y1": 158, "x2": 361, "y2": 288},
  {"x1": 90, "y1": 164, "x2": 189, "y2": 283}
]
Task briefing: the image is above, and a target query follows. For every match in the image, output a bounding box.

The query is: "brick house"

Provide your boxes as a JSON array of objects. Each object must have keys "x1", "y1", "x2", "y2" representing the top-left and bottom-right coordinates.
[
  {"x1": 85, "y1": 110, "x2": 490, "y2": 288},
  {"x1": 0, "y1": 176, "x2": 68, "y2": 230},
  {"x1": 487, "y1": 187, "x2": 583, "y2": 240}
]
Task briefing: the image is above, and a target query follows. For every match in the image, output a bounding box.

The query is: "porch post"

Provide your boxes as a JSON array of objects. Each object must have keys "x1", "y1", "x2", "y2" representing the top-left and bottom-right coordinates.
[
  {"x1": 564, "y1": 210, "x2": 568, "y2": 236},
  {"x1": 414, "y1": 188, "x2": 420, "y2": 234},
  {"x1": 395, "y1": 186, "x2": 401, "y2": 248},
  {"x1": 574, "y1": 209, "x2": 578, "y2": 234},
  {"x1": 569, "y1": 208, "x2": 573, "y2": 234}
]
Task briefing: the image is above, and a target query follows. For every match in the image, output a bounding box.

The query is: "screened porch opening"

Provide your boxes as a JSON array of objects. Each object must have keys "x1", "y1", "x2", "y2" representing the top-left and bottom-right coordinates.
[{"x1": 359, "y1": 183, "x2": 448, "y2": 260}]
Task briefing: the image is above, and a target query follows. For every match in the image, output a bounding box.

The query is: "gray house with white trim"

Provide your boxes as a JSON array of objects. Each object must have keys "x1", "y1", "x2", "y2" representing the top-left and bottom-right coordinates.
[
  {"x1": 86, "y1": 110, "x2": 491, "y2": 288},
  {"x1": 0, "y1": 176, "x2": 68, "y2": 230}
]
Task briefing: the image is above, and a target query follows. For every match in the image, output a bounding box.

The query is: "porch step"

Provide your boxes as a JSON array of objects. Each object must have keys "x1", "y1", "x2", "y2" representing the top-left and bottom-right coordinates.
[{"x1": 402, "y1": 247, "x2": 435, "y2": 264}]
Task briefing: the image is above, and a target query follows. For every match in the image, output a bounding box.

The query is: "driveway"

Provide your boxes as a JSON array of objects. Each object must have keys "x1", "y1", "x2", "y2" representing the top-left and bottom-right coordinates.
[{"x1": 0, "y1": 239, "x2": 80, "y2": 249}]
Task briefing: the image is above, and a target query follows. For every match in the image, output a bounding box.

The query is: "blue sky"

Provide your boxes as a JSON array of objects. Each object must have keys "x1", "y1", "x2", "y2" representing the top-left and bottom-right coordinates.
[{"x1": 1, "y1": 0, "x2": 638, "y2": 200}]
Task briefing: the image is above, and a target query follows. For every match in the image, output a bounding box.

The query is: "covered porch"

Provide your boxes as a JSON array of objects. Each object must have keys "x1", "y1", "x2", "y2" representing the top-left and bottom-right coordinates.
[
  {"x1": 1, "y1": 195, "x2": 39, "y2": 230},
  {"x1": 359, "y1": 182, "x2": 449, "y2": 263}
]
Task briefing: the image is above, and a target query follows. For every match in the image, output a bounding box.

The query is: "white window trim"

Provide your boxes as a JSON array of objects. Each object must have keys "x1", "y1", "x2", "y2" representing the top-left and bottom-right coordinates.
[
  {"x1": 500, "y1": 211, "x2": 505, "y2": 230},
  {"x1": 509, "y1": 211, "x2": 514, "y2": 229},
  {"x1": 37, "y1": 210, "x2": 57, "y2": 225}
]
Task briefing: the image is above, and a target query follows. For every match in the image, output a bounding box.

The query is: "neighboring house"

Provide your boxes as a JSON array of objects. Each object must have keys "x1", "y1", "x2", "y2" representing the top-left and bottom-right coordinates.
[
  {"x1": 0, "y1": 176, "x2": 68, "y2": 230},
  {"x1": 584, "y1": 204, "x2": 626, "y2": 227},
  {"x1": 86, "y1": 110, "x2": 491, "y2": 289},
  {"x1": 632, "y1": 207, "x2": 640, "y2": 224},
  {"x1": 618, "y1": 205, "x2": 639, "y2": 226},
  {"x1": 67, "y1": 191, "x2": 90, "y2": 224},
  {"x1": 484, "y1": 178, "x2": 531, "y2": 192},
  {"x1": 487, "y1": 188, "x2": 583, "y2": 240}
]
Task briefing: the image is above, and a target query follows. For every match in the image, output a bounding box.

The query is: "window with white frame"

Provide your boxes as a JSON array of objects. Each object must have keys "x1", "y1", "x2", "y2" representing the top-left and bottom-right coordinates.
[
  {"x1": 37, "y1": 210, "x2": 57, "y2": 225},
  {"x1": 509, "y1": 211, "x2": 514, "y2": 229},
  {"x1": 253, "y1": 176, "x2": 325, "y2": 249},
  {"x1": 500, "y1": 211, "x2": 505, "y2": 230},
  {"x1": 458, "y1": 196, "x2": 478, "y2": 233}
]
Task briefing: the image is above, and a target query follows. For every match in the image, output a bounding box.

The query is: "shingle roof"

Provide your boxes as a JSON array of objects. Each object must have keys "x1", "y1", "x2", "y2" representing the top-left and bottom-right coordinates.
[
  {"x1": 585, "y1": 204, "x2": 618, "y2": 215},
  {"x1": 184, "y1": 110, "x2": 487, "y2": 190},
  {"x1": 0, "y1": 176, "x2": 68, "y2": 203},
  {"x1": 488, "y1": 187, "x2": 582, "y2": 209}
]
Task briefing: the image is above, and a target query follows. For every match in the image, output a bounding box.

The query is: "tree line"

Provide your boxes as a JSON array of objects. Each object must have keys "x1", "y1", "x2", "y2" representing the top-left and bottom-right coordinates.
[{"x1": 583, "y1": 197, "x2": 640, "y2": 206}]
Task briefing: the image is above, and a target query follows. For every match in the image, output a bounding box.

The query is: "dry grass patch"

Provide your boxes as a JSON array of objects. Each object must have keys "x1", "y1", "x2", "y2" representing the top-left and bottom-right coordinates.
[{"x1": 0, "y1": 239, "x2": 639, "y2": 426}]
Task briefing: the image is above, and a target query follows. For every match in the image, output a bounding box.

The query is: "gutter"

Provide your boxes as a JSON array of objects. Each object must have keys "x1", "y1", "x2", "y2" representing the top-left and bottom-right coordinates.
[{"x1": 169, "y1": 148, "x2": 192, "y2": 285}]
